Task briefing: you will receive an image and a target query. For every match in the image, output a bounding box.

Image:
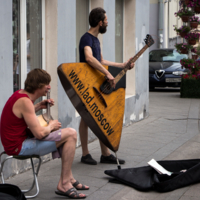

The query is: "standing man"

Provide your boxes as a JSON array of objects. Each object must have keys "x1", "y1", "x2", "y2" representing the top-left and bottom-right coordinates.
[
  {"x1": 0, "y1": 69, "x2": 88, "y2": 199},
  {"x1": 79, "y1": 7, "x2": 134, "y2": 165}
]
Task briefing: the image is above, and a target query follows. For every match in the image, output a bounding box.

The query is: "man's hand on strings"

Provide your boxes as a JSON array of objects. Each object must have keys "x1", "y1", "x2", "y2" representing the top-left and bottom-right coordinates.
[
  {"x1": 128, "y1": 62, "x2": 135, "y2": 70},
  {"x1": 35, "y1": 99, "x2": 55, "y2": 112},
  {"x1": 105, "y1": 73, "x2": 116, "y2": 88},
  {"x1": 40, "y1": 98, "x2": 55, "y2": 109}
]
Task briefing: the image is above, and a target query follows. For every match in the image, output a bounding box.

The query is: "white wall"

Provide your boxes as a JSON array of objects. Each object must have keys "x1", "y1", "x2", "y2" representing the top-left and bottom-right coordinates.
[{"x1": 0, "y1": 0, "x2": 13, "y2": 153}]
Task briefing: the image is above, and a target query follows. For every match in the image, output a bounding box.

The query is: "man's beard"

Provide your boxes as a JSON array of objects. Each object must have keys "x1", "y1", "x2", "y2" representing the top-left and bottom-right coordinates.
[{"x1": 99, "y1": 25, "x2": 107, "y2": 34}]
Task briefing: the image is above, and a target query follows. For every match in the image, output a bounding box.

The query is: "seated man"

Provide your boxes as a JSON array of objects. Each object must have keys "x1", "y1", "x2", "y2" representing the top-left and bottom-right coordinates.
[{"x1": 0, "y1": 69, "x2": 88, "y2": 199}]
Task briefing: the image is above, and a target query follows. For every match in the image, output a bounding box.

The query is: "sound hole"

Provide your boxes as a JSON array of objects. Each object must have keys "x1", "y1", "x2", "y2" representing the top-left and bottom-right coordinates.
[
  {"x1": 100, "y1": 80, "x2": 114, "y2": 94},
  {"x1": 93, "y1": 87, "x2": 107, "y2": 107}
]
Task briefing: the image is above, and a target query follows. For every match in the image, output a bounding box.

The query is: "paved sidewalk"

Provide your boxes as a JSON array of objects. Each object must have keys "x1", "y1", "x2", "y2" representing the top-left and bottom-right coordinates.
[{"x1": 6, "y1": 89, "x2": 200, "y2": 200}]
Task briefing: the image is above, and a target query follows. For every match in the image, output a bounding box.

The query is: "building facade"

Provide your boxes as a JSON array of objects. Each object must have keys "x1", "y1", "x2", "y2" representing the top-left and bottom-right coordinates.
[
  {"x1": 149, "y1": 0, "x2": 182, "y2": 51},
  {"x1": 0, "y1": 0, "x2": 149, "y2": 178}
]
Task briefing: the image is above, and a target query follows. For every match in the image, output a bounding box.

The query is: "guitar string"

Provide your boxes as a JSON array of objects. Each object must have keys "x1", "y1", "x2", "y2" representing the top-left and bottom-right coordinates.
[
  {"x1": 83, "y1": 38, "x2": 154, "y2": 145},
  {"x1": 95, "y1": 55, "x2": 138, "y2": 101},
  {"x1": 93, "y1": 61, "x2": 131, "y2": 103},
  {"x1": 96, "y1": 41, "x2": 154, "y2": 147},
  {"x1": 98, "y1": 45, "x2": 148, "y2": 96},
  {"x1": 100, "y1": 56, "x2": 134, "y2": 95}
]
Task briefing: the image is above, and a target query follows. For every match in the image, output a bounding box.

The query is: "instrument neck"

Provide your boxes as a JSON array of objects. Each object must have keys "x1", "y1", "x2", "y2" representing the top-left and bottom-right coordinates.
[
  {"x1": 47, "y1": 90, "x2": 51, "y2": 122},
  {"x1": 114, "y1": 44, "x2": 149, "y2": 84}
]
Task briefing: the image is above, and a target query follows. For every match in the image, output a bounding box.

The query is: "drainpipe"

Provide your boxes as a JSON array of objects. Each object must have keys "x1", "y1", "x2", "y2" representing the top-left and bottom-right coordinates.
[
  {"x1": 158, "y1": 0, "x2": 164, "y2": 48},
  {"x1": 164, "y1": 0, "x2": 169, "y2": 48}
]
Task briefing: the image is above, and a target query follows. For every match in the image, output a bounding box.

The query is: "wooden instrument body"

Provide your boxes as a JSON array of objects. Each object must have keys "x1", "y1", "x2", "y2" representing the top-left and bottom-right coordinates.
[
  {"x1": 38, "y1": 115, "x2": 48, "y2": 127},
  {"x1": 58, "y1": 63, "x2": 125, "y2": 152},
  {"x1": 38, "y1": 113, "x2": 53, "y2": 127},
  {"x1": 58, "y1": 35, "x2": 155, "y2": 151}
]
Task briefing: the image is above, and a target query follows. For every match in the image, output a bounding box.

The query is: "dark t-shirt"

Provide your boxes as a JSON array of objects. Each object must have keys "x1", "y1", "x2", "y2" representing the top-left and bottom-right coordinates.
[{"x1": 79, "y1": 32, "x2": 101, "y2": 62}]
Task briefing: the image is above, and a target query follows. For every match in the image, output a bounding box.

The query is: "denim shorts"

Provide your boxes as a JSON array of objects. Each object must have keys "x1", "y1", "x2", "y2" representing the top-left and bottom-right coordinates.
[{"x1": 19, "y1": 138, "x2": 57, "y2": 156}]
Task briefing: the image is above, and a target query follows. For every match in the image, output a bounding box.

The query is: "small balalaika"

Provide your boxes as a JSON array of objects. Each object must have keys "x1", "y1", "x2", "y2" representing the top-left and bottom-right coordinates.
[{"x1": 58, "y1": 34, "x2": 154, "y2": 152}]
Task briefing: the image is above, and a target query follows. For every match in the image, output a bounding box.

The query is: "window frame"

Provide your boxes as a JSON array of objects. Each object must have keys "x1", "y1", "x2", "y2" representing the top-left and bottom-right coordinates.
[{"x1": 19, "y1": 0, "x2": 45, "y2": 88}]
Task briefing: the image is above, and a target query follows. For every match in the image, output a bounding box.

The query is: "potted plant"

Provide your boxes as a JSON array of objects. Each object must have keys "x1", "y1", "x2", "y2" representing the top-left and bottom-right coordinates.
[
  {"x1": 193, "y1": 0, "x2": 200, "y2": 13},
  {"x1": 184, "y1": 32, "x2": 200, "y2": 45},
  {"x1": 189, "y1": 15, "x2": 200, "y2": 29},
  {"x1": 184, "y1": 0, "x2": 192, "y2": 5},
  {"x1": 180, "y1": 59, "x2": 200, "y2": 98},
  {"x1": 181, "y1": 0, "x2": 200, "y2": 13},
  {"x1": 181, "y1": 60, "x2": 200, "y2": 98},
  {"x1": 174, "y1": 8, "x2": 194, "y2": 22},
  {"x1": 175, "y1": 43, "x2": 193, "y2": 54},
  {"x1": 191, "y1": 48, "x2": 199, "y2": 59},
  {"x1": 180, "y1": 59, "x2": 200, "y2": 74},
  {"x1": 192, "y1": 59, "x2": 200, "y2": 74},
  {"x1": 180, "y1": 58, "x2": 195, "y2": 69},
  {"x1": 174, "y1": 25, "x2": 191, "y2": 37},
  {"x1": 177, "y1": 1, "x2": 200, "y2": 98},
  {"x1": 180, "y1": 0, "x2": 194, "y2": 7},
  {"x1": 183, "y1": 0, "x2": 195, "y2": 8}
]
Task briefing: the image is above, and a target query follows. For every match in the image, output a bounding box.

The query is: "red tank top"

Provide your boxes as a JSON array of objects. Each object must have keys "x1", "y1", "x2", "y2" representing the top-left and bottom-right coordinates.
[{"x1": 0, "y1": 90, "x2": 30, "y2": 155}]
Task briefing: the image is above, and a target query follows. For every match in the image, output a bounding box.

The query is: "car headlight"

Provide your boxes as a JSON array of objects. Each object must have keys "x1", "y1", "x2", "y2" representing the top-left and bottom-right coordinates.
[{"x1": 172, "y1": 71, "x2": 187, "y2": 75}]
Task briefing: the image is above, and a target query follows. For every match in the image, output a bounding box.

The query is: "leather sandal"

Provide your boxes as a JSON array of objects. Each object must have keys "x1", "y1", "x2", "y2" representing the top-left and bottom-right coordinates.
[
  {"x1": 55, "y1": 188, "x2": 86, "y2": 199},
  {"x1": 73, "y1": 180, "x2": 89, "y2": 190}
]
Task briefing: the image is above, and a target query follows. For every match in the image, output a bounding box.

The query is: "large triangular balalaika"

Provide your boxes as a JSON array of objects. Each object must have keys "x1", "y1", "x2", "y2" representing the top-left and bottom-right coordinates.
[{"x1": 57, "y1": 34, "x2": 154, "y2": 152}]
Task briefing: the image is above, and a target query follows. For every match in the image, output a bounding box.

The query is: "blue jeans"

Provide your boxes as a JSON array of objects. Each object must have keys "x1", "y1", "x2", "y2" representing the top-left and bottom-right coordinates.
[{"x1": 19, "y1": 138, "x2": 57, "y2": 156}]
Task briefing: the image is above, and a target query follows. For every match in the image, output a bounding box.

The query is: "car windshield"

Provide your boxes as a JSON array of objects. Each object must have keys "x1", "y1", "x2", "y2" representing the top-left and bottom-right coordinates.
[{"x1": 149, "y1": 49, "x2": 188, "y2": 62}]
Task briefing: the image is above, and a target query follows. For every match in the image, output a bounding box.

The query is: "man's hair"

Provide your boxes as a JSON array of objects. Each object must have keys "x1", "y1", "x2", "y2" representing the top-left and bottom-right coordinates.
[
  {"x1": 24, "y1": 68, "x2": 51, "y2": 94},
  {"x1": 89, "y1": 7, "x2": 106, "y2": 27}
]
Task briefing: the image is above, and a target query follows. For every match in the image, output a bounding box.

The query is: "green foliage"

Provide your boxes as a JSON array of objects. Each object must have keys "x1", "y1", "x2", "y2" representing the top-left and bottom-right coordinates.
[
  {"x1": 174, "y1": 43, "x2": 193, "y2": 53},
  {"x1": 180, "y1": 59, "x2": 200, "y2": 74},
  {"x1": 181, "y1": 78, "x2": 200, "y2": 98},
  {"x1": 175, "y1": 7, "x2": 194, "y2": 17},
  {"x1": 173, "y1": 25, "x2": 191, "y2": 33},
  {"x1": 184, "y1": 32, "x2": 200, "y2": 40},
  {"x1": 180, "y1": 58, "x2": 195, "y2": 68}
]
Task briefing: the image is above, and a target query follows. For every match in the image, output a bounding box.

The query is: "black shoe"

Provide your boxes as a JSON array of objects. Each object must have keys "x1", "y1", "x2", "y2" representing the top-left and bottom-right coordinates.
[
  {"x1": 81, "y1": 154, "x2": 97, "y2": 165},
  {"x1": 100, "y1": 154, "x2": 125, "y2": 164}
]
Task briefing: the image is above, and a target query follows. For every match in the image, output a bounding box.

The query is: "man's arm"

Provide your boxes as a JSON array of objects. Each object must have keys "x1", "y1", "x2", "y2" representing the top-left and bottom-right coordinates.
[
  {"x1": 84, "y1": 46, "x2": 112, "y2": 76},
  {"x1": 101, "y1": 54, "x2": 134, "y2": 69},
  {"x1": 15, "y1": 98, "x2": 61, "y2": 139},
  {"x1": 84, "y1": 46, "x2": 116, "y2": 87},
  {"x1": 84, "y1": 46, "x2": 134, "y2": 88},
  {"x1": 101, "y1": 54, "x2": 125, "y2": 68}
]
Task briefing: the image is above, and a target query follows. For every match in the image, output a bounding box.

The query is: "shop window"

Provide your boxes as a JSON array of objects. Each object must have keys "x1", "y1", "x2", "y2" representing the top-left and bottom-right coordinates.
[
  {"x1": 27, "y1": 0, "x2": 42, "y2": 72},
  {"x1": 12, "y1": 0, "x2": 44, "y2": 93}
]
